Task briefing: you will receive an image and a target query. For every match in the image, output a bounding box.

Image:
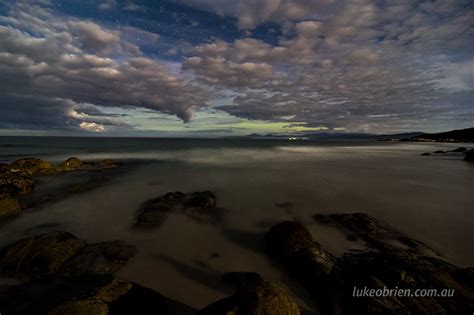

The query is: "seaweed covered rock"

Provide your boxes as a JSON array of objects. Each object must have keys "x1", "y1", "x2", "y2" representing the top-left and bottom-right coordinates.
[
  {"x1": 199, "y1": 281, "x2": 300, "y2": 315},
  {"x1": 8, "y1": 158, "x2": 53, "y2": 176},
  {"x1": 0, "y1": 232, "x2": 135, "y2": 280},
  {"x1": 0, "y1": 275, "x2": 173, "y2": 315}
]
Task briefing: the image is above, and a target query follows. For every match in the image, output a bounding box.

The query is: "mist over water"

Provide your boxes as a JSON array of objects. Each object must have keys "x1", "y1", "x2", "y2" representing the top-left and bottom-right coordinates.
[{"x1": 0, "y1": 137, "x2": 473, "y2": 309}]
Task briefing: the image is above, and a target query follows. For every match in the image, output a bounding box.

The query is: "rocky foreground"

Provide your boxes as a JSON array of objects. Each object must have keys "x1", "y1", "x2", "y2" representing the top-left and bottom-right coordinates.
[
  {"x1": 0, "y1": 211, "x2": 472, "y2": 314},
  {"x1": 1, "y1": 160, "x2": 473, "y2": 314},
  {"x1": 0, "y1": 157, "x2": 122, "y2": 217}
]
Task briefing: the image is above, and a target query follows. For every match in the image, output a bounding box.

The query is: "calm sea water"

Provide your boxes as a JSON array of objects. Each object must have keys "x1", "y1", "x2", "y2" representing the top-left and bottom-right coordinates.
[{"x1": 0, "y1": 136, "x2": 473, "y2": 309}]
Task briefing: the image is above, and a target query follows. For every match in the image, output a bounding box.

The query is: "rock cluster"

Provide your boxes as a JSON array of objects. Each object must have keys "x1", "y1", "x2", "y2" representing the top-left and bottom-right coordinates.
[
  {"x1": 265, "y1": 214, "x2": 474, "y2": 314},
  {"x1": 0, "y1": 231, "x2": 136, "y2": 280},
  {"x1": 136, "y1": 191, "x2": 226, "y2": 228},
  {"x1": 0, "y1": 157, "x2": 122, "y2": 217},
  {"x1": 0, "y1": 231, "x2": 182, "y2": 314},
  {"x1": 420, "y1": 147, "x2": 473, "y2": 162}
]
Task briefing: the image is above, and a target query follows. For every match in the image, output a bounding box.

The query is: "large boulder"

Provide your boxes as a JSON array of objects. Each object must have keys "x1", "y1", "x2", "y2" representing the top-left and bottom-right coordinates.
[
  {"x1": 265, "y1": 221, "x2": 313, "y2": 259},
  {"x1": 0, "y1": 231, "x2": 86, "y2": 279},
  {"x1": 199, "y1": 281, "x2": 300, "y2": 315},
  {"x1": 0, "y1": 232, "x2": 136, "y2": 280},
  {"x1": 8, "y1": 158, "x2": 53, "y2": 176},
  {"x1": 464, "y1": 149, "x2": 474, "y2": 161}
]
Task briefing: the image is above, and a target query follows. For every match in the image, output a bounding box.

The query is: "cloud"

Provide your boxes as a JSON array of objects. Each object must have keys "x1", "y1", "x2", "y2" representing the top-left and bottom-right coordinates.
[
  {"x1": 70, "y1": 21, "x2": 120, "y2": 52},
  {"x1": 182, "y1": 0, "x2": 474, "y2": 133},
  {"x1": 177, "y1": 0, "x2": 337, "y2": 29},
  {"x1": 98, "y1": 0, "x2": 117, "y2": 11},
  {"x1": 79, "y1": 122, "x2": 106, "y2": 132},
  {"x1": 0, "y1": 1, "x2": 211, "y2": 133}
]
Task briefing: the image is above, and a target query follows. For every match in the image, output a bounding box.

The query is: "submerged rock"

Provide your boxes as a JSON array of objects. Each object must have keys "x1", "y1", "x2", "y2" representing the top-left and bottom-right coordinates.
[
  {"x1": 0, "y1": 232, "x2": 135, "y2": 280},
  {"x1": 420, "y1": 152, "x2": 431, "y2": 156},
  {"x1": 464, "y1": 149, "x2": 474, "y2": 161},
  {"x1": 199, "y1": 281, "x2": 300, "y2": 315},
  {"x1": 449, "y1": 147, "x2": 467, "y2": 153},
  {"x1": 135, "y1": 191, "x2": 225, "y2": 228},
  {"x1": 266, "y1": 215, "x2": 474, "y2": 314},
  {"x1": 434, "y1": 150, "x2": 446, "y2": 154}
]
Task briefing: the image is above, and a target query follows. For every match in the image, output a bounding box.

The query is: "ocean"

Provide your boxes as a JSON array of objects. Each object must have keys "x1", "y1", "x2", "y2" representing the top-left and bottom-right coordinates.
[{"x1": 0, "y1": 136, "x2": 473, "y2": 309}]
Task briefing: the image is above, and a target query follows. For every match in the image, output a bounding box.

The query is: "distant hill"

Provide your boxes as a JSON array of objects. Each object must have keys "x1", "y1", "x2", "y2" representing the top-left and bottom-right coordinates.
[
  {"x1": 226, "y1": 128, "x2": 474, "y2": 142},
  {"x1": 232, "y1": 132, "x2": 424, "y2": 141},
  {"x1": 410, "y1": 127, "x2": 474, "y2": 143}
]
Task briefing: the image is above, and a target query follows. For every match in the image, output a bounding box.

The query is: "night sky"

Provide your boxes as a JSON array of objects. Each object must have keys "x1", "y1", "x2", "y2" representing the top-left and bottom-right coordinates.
[{"x1": 0, "y1": 0, "x2": 473, "y2": 137}]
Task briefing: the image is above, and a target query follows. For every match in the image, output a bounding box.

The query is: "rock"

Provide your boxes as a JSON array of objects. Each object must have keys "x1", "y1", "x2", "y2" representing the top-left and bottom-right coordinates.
[
  {"x1": 222, "y1": 272, "x2": 264, "y2": 289},
  {"x1": 265, "y1": 221, "x2": 313, "y2": 259},
  {"x1": 135, "y1": 191, "x2": 185, "y2": 228},
  {"x1": 275, "y1": 202, "x2": 294, "y2": 209},
  {"x1": 49, "y1": 299, "x2": 109, "y2": 315},
  {"x1": 184, "y1": 191, "x2": 216, "y2": 209},
  {"x1": 463, "y1": 149, "x2": 474, "y2": 161},
  {"x1": 449, "y1": 147, "x2": 467, "y2": 153},
  {"x1": 136, "y1": 191, "x2": 225, "y2": 227},
  {"x1": 0, "y1": 232, "x2": 135, "y2": 280},
  {"x1": 314, "y1": 212, "x2": 388, "y2": 245},
  {"x1": 0, "y1": 275, "x2": 174, "y2": 315},
  {"x1": 420, "y1": 152, "x2": 431, "y2": 156},
  {"x1": 266, "y1": 217, "x2": 474, "y2": 315},
  {"x1": 57, "y1": 157, "x2": 85, "y2": 171},
  {"x1": 199, "y1": 281, "x2": 300, "y2": 315},
  {"x1": 8, "y1": 158, "x2": 53, "y2": 176},
  {"x1": 60, "y1": 241, "x2": 136, "y2": 276},
  {"x1": 0, "y1": 231, "x2": 86, "y2": 279},
  {"x1": 0, "y1": 192, "x2": 21, "y2": 216},
  {"x1": 97, "y1": 159, "x2": 122, "y2": 169},
  {"x1": 434, "y1": 150, "x2": 445, "y2": 154},
  {"x1": 0, "y1": 173, "x2": 34, "y2": 195}
]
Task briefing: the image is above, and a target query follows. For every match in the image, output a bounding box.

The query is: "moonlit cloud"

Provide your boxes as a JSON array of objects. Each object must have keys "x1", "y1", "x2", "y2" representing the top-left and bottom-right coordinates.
[{"x1": 0, "y1": 0, "x2": 472, "y2": 135}]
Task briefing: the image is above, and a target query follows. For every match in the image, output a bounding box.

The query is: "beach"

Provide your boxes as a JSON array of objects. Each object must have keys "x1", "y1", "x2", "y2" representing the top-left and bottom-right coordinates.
[{"x1": 0, "y1": 137, "x2": 473, "y2": 310}]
